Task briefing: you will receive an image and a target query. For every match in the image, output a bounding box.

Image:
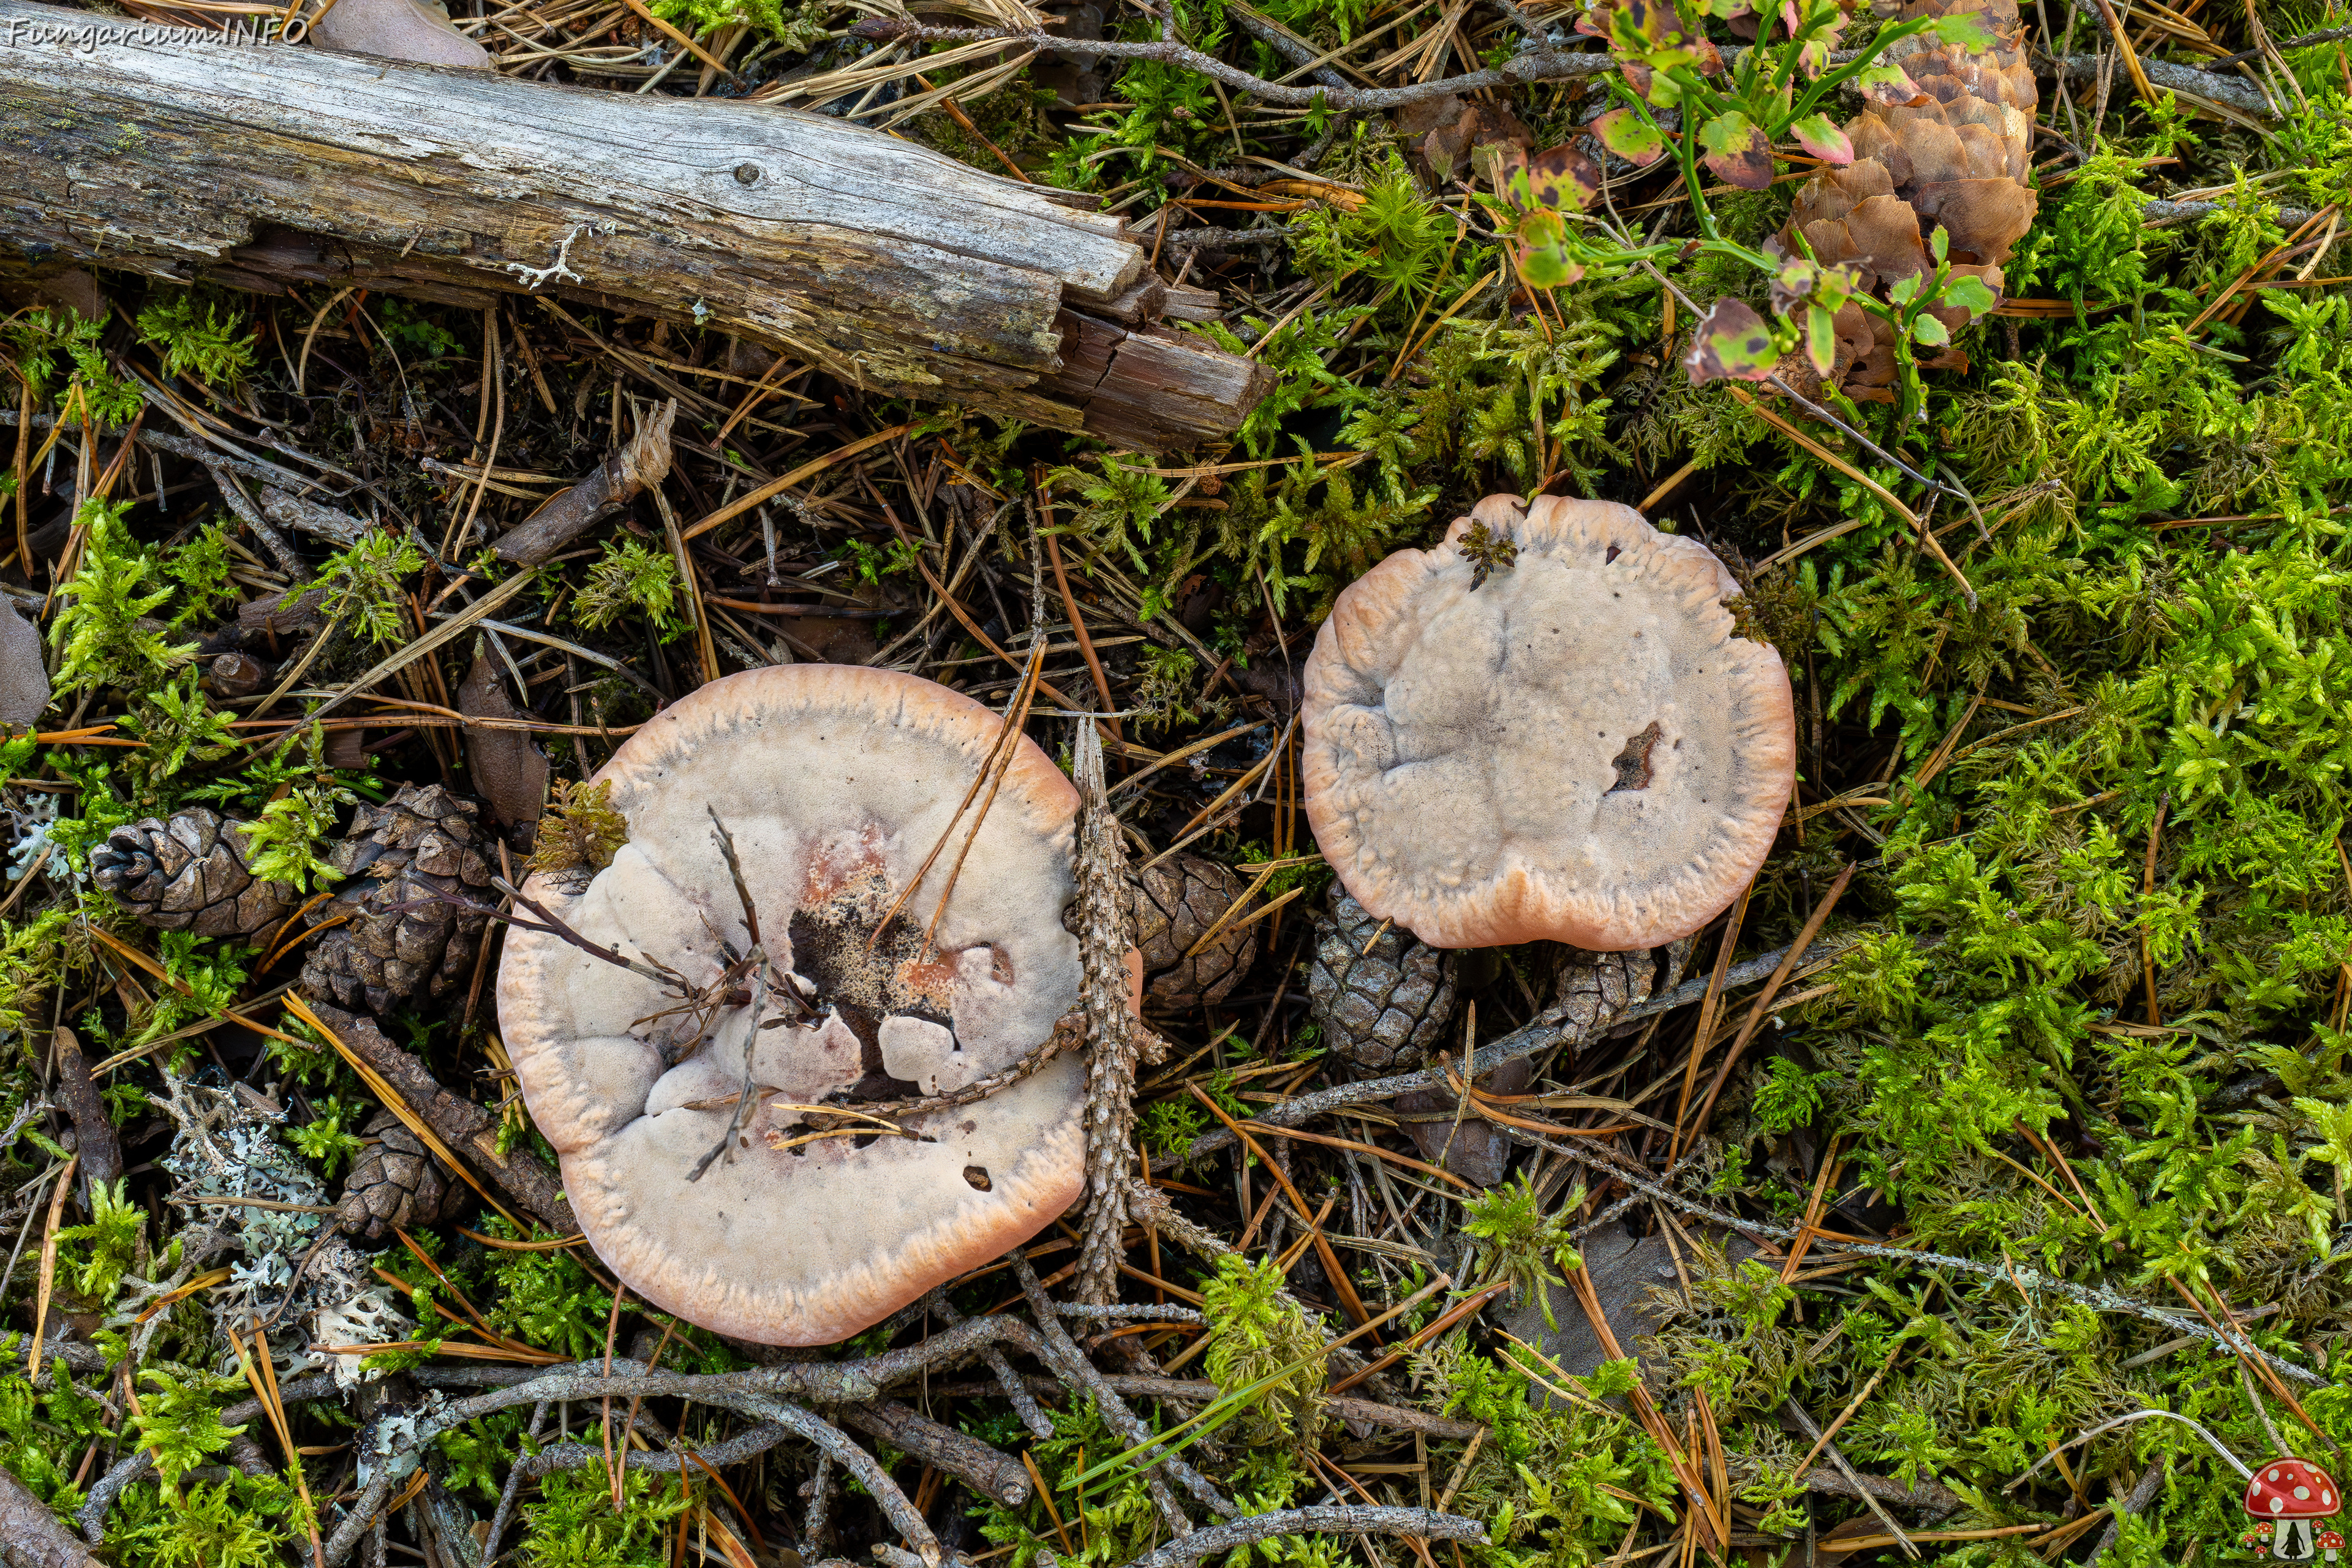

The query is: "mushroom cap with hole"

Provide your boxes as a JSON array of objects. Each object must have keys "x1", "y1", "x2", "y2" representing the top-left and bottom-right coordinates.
[
  {"x1": 497, "y1": 665, "x2": 1084, "y2": 1345},
  {"x1": 2247, "y1": 1461, "x2": 2341, "y2": 1519},
  {"x1": 1302, "y1": 494, "x2": 1796, "y2": 952}
]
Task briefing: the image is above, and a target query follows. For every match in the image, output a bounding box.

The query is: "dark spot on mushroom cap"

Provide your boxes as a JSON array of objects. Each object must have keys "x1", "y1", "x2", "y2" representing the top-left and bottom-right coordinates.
[
  {"x1": 963, "y1": 1165, "x2": 993, "y2": 1191},
  {"x1": 1605, "y1": 723, "x2": 1665, "y2": 794}
]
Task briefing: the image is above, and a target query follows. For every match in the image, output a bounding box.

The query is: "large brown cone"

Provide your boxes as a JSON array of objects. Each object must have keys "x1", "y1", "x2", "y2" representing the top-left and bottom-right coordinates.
[
  {"x1": 300, "y1": 783, "x2": 495, "y2": 1016},
  {"x1": 1779, "y1": 0, "x2": 2038, "y2": 401}
]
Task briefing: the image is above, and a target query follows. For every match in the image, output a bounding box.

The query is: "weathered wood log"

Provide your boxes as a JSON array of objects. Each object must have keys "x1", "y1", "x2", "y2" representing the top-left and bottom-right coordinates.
[{"x1": 0, "y1": 1, "x2": 1271, "y2": 451}]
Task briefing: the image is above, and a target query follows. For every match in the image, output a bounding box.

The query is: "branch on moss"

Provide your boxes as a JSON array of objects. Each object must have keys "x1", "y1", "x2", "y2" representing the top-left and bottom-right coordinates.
[
  {"x1": 850, "y1": 15, "x2": 1614, "y2": 110},
  {"x1": 1121, "y1": 1505, "x2": 1487, "y2": 1568},
  {"x1": 1011, "y1": 1248, "x2": 1235, "y2": 1528},
  {"x1": 2049, "y1": 51, "x2": 2274, "y2": 115}
]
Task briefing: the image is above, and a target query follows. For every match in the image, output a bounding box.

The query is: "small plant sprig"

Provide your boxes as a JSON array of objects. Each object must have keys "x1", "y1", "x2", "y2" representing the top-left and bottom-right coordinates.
[
  {"x1": 135, "y1": 291, "x2": 257, "y2": 386},
  {"x1": 527, "y1": 777, "x2": 629, "y2": 883},
  {"x1": 1460, "y1": 518, "x2": 1518, "y2": 589},
  {"x1": 1489, "y1": 0, "x2": 2000, "y2": 418},
  {"x1": 2, "y1": 306, "x2": 142, "y2": 429}
]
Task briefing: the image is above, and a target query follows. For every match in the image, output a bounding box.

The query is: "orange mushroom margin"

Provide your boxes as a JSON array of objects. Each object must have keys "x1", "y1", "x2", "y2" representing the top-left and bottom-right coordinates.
[
  {"x1": 496, "y1": 665, "x2": 1086, "y2": 1346},
  {"x1": 1301, "y1": 494, "x2": 1796, "y2": 952}
]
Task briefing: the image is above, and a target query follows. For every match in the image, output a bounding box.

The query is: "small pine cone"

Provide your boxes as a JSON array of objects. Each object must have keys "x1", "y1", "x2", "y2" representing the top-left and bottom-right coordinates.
[
  {"x1": 1125, "y1": 854, "x2": 1257, "y2": 1011},
  {"x1": 335, "y1": 1108, "x2": 467, "y2": 1242},
  {"x1": 1308, "y1": 883, "x2": 1458, "y2": 1073},
  {"x1": 300, "y1": 783, "x2": 495, "y2": 1016},
  {"x1": 89, "y1": 809, "x2": 302, "y2": 940}
]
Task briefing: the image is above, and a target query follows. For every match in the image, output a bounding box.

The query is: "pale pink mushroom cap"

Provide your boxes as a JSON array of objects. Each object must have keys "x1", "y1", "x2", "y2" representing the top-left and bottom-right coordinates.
[
  {"x1": 1302, "y1": 494, "x2": 1796, "y2": 951},
  {"x1": 497, "y1": 666, "x2": 1084, "y2": 1345}
]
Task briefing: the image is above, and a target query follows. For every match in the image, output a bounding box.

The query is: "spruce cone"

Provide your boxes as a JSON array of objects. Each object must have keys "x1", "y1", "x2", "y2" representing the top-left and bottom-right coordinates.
[
  {"x1": 1125, "y1": 854, "x2": 1258, "y2": 1011},
  {"x1": 90, "y1": 809, "x2": 301, "y2": 940},
  {"x1": 334, "y1": 1108, "x2": 467, "y2": 1242},
  {"x1": 1777, "y1": 0, "x2": 2038, "y2": 401},
  {"x1": 1308, "y1": 883, "x2": 1458, "y2": 1072},
  {"x1": 300, "y1": 784, "x2": 495, "y2": 1015}
]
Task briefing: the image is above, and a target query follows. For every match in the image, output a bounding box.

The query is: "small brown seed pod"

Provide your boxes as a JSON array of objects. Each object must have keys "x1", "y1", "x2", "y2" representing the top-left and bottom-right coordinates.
[
  {"x1": 334, "y1": 1107, "x2": 468, "y2": 1242},
  {"x1": 1307, "y1": 883, "x2": 1458, "y2": 1073},
  {"x1": 89, "y1": 808, "x2": 302, "y2": 940},
  {"x1": 1124, "y1": 853, "x2": 1257, "y2": 1011}
]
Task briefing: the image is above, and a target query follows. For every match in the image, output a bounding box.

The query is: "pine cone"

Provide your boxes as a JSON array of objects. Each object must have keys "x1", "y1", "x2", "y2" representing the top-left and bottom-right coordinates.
[
  {"x1": 300, "y1": 783, "x2": 495, "y2": 1015},
  {"x1": 90, "y1": 809, "x2": 302, "y2": 940},
  {"x1": 1308, "y1": 883, "x2": 1458, "y2": 1073},
  {"x1": 1777, "y1": 0, "x2": 2037, "y2": 401},
  {"x1": 1125, "y1": 854, "x2": 1258, "y2": 1012},
  {"x1": 334, "y1": 1108, "x2": 467, "y2": 1242}
]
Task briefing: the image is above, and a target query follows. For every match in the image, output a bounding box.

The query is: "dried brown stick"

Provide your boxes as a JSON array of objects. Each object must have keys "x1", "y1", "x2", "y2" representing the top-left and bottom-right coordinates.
[
  {"x1": 839, "y1": 1400, "x2": 1033, "y2": 1507},
  {"x1": 493, "y1": 399, "x2": 677, "y2": 565},
  {"x1": 47, "y1": 1028, "x2": 120, "y2": 1190}
]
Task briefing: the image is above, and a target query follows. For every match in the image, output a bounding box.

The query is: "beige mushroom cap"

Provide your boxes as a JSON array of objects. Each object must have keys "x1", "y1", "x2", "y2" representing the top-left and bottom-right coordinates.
[
  {"x1": 1302, "y1": 494, "x2": 1795, "y2": 952},
  {"x1": 497, "y1": 665, "x2": 1084, "y2": 1345}
]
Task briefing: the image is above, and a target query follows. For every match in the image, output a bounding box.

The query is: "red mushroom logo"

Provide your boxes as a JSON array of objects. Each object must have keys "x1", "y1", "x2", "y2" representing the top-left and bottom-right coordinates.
[{"x1": 2245, "y1": 1459, "x2": 2340, "y2": 1561}]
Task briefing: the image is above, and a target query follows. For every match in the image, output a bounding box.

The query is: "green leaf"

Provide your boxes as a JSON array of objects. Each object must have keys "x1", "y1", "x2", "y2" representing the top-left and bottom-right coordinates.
[
  {"x1": 1807, "y1": 303, "x2": 1838, "y2": 374},
  {"x1": 1910, "y1": 313, "x2": 1951, "y2": 345},
  {"x1": 1942, "y1": 273, "x2": 2000, "y2": 316},
  {"x1": 1926, "y1": 9, "x2": 1996, "y2": 49},
  {"x1": 1592, "y1": 107, "x2": 1668, "y2": 167}
]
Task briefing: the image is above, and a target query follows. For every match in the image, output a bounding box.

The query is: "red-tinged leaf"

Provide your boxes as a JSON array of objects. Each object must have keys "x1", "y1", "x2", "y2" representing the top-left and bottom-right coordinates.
[
  {"x1": 1770, "y1": 256, "x2": 1817, "y2": 313},
  {"x1": 1683, "y1": 298, "x2": 1779, "y2": 383},
  {"x1": 1593, "y1": 108, "x2": 1668, "y2": 167},
  {"x1": 1789, "y1": 111, "x2": 1853, "y2": 164},
  {"x1": 1518, "y1": 145, "x2": 1603, "y2": 212},
  {"x1": 1698, "y1": 111, "x2": 1773, "y2": 190},
  {"x1": 1806, "y1": 303, "x2": 1837, "y2": 375},
  {"x1": 1853, "y1": 59, "x2": 1924, "y2": 106}
]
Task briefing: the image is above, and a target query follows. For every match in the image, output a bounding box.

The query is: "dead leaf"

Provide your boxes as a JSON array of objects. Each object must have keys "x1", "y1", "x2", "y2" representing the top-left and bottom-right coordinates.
[
  {"x1": 0, "y1": 600, "x2": 50, "y2": 727},
  {"x1": 311, "y1": 0, "x2": 492, "y2": 68},
  {"x1": 458, "y1": 648, "x2": 549, "y2": 829}
]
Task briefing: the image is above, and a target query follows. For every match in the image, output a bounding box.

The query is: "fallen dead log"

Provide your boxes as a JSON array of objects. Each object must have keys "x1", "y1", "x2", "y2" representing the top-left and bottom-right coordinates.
[{"x1": 0, "y1": 0, "x2": 1270, "y2": 451}]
